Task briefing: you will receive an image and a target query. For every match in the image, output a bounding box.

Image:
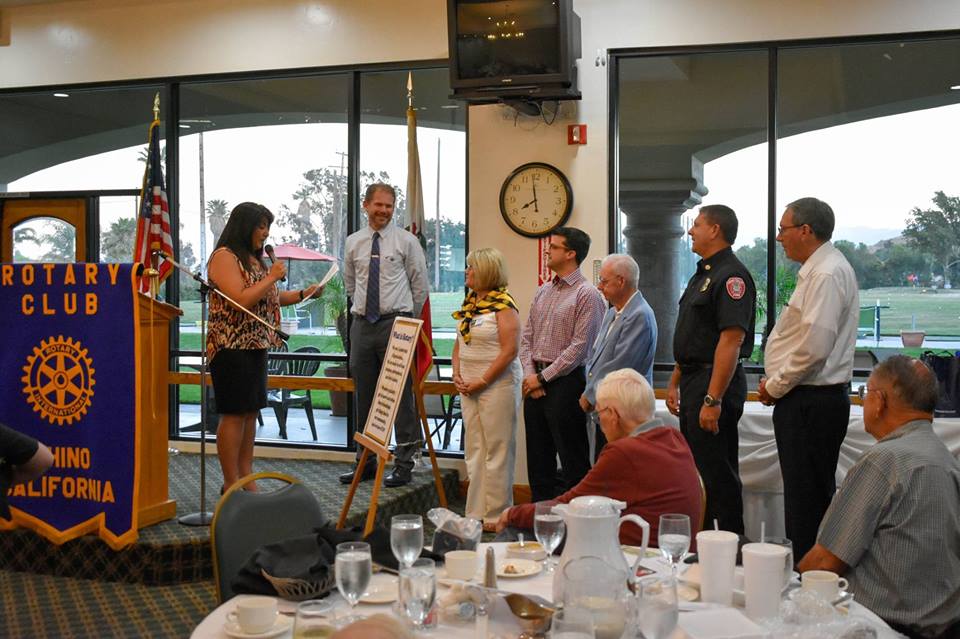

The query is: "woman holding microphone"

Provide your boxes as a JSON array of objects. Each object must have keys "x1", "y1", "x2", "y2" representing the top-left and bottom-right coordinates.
[{"x1": 206, "y1": 202, "x2": 321, "y2": 492}]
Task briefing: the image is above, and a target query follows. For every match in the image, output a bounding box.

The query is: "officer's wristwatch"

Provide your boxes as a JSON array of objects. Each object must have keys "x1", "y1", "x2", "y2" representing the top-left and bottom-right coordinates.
[{"x1": 703, "y1": 394, "x2": 721, "y2": 407}]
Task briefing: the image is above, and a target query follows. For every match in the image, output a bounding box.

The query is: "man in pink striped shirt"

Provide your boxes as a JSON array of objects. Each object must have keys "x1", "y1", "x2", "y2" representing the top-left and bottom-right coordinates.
[{"x1": 520, "y1": 228, "x2": 606, "y2": 502}]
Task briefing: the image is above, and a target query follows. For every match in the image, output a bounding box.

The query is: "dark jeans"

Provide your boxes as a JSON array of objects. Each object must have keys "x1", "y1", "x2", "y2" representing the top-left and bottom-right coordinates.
[
  {"x1": 773, "y1": 384, "x2": 849, "y2": 560},
  {"x1": 349, "y1": 315, "x2": 421, "y2": 470},
  {"x1": 679, "y1": 365, "x2": 746, "y2": 534},
  {"x1": 523, "y1": 367, "x2": 590, "y2": 503}
]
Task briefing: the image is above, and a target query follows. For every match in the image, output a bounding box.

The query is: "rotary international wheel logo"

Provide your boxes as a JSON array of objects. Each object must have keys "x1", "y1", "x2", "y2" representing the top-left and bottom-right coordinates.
[{"x1": 21, "y1": 335, "x2": 95, "y2": 426}]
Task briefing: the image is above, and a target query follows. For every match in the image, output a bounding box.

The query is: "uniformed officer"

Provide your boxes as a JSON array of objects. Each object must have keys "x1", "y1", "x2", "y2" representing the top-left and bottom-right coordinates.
[{"x1": 667, "y1": 204, "x2": 756, "y2": 535}]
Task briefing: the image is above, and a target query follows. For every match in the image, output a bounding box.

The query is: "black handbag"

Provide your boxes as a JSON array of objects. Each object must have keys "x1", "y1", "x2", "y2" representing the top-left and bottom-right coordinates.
[{"x1": 921, "y1": 351, "x2": 960, "y2": 418}]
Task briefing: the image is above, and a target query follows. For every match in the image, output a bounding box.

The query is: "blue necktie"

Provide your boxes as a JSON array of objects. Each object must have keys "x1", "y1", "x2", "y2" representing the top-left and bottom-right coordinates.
[{"x1": 364, "y1": 232, "x2": 381, "y2": 322}]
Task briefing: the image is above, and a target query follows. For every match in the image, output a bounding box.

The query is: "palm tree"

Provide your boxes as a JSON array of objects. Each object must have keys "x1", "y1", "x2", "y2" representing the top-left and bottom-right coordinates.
[{"x1": 206, "y1": 199, "x2": 229, "y2": 244}]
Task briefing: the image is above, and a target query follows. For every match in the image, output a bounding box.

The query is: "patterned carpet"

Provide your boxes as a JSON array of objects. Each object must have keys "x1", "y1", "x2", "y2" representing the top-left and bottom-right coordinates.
[
  {"x1": 0, "y1": 452, "x2": 460, "y2": 584},
  {"x1": 0, "y1": 570, "x2": 216, "y2": 639},
  {"x1": 0, "y1": 454, "x2": 465, "y2": 639}
]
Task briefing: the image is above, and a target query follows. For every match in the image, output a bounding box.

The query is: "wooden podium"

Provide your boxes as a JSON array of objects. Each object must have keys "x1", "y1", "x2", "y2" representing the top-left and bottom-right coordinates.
[{"x1": 136, "y1": 293, "x2": 180, "y2": 527}]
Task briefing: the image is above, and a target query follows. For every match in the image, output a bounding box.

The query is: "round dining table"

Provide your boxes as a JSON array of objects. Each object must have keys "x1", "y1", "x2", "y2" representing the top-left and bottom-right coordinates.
[{"x1": 191, "y1": 542, "x2": 900, "y2": 639}]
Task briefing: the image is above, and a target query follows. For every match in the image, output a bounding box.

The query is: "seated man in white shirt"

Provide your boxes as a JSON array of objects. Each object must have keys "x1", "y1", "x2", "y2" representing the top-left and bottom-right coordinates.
[{"x1": 798, "y1": 356, "x2": 960, "y2": 639}]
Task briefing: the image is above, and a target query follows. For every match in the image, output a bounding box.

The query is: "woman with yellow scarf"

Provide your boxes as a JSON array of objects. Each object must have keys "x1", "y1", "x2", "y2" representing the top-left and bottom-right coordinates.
[{"x1": 452, "y1": 248, "x2": 521, "y2": 531}]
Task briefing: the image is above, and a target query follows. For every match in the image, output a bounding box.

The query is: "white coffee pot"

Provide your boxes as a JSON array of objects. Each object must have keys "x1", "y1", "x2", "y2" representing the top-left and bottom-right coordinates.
[{"x1": 551, "y1": 495, "x2": 650, "y2": 602}]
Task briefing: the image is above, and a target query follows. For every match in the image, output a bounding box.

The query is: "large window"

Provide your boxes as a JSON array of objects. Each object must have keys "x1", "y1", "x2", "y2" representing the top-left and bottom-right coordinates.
[
  {"x1": 777, "y1": 38, "x2": 960, "y2": 341},
  {"x1": 615, "y1": 50, "x2": 768, "y2": 363},
  {"x1": 177, "y1": 74, "x2": 351, "y2": 446},
  {"x1": 359, "y1": 68, "x2": 467, "y2": 360},
  {"x1": 614, "y1": 33, "x2": 960, "y2": 364},
  {"x1": 1, "y1": 86, "x2": 167, "y2": 193},
  {"x1": 0, "y1": 63, "x2": 468, "y2": 453}
]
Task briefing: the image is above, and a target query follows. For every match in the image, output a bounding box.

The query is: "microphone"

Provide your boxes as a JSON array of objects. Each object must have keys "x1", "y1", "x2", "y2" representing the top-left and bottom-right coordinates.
[{"x1": 264, "y1": 244, "x2": 286, "y2": 282}]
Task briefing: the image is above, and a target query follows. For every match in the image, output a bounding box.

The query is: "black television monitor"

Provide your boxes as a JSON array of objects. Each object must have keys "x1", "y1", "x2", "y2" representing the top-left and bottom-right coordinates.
[{"x1": 447, "y1": 0, "x2": 581, "y2": 102}]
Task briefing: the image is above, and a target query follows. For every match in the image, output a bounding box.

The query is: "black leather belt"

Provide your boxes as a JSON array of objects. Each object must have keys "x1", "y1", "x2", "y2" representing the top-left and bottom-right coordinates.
[
  {"x1": 793, "y1": 383, "x2": 850, "y2": 393},
  {"x1": 353, "y1": 311, "x2": 411, "y2": 323},
  {"x1": 678, "y1": 361, "x2": 744, "y2": 375},
  {"x1": 678, "y1": 362, "x2": 712, "y2": 375},
  {"x1": 533, "y1": 361, "x2": 551, "y2": 373}
]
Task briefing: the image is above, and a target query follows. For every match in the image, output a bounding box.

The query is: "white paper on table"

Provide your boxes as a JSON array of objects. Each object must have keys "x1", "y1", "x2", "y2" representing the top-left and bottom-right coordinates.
[
  {"x1": 296, "y1": 264, "x2": 338, "y2": 308},
  {"x1": 678, "y1": 608, "x2": 766, "y2": 639}
]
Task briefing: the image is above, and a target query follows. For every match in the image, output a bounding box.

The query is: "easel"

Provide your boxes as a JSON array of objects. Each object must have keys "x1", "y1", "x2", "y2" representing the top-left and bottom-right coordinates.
[{"x1": 337, "y1": 317, "x2": 448, "y2": 535}]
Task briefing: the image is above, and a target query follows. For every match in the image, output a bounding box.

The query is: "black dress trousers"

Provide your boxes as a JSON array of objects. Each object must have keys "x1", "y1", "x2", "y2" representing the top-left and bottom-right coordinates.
[{"x1": 678, "y1": 365, "x2": 746, "y2": 535}]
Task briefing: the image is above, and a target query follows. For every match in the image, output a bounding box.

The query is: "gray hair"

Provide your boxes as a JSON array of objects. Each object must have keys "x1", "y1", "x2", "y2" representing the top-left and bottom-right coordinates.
[
  {"x1": 872, "y1": 355, "x2": 938, "y2": 414},
  {"x1": 595, "y1": 368, "x2": 655, "y2": 424},
  {"x1": 787, "y1": 197, "x2": 835, "y2": 241},
  {"x1": 601, "y1": 254, "x2": 639, "y2": 289}
]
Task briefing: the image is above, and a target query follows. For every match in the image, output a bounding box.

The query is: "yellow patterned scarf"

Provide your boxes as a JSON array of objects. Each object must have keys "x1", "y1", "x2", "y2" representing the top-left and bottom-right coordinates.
[{"x1": 452, "y1": 287, "x2": 518, "y2": 344}]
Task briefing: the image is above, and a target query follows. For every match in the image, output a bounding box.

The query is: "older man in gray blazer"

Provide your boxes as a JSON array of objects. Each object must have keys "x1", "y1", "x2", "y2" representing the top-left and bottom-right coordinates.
[{"x1": 579, "y1": 254, "x2": 658, "y2": 457}]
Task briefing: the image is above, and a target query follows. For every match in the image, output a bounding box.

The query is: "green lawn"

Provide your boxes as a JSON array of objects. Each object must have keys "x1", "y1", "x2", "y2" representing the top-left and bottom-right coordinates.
[{"x1": 860, "y1": 287, "x2": 960, "y2": 335}]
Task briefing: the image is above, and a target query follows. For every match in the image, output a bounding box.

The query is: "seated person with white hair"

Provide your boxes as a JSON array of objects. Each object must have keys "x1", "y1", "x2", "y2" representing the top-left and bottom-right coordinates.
[
  {"x1": 798, "y1": 356, "x2": 960, "y2": 639},
  {"x1": 496, "y1": 369, "x2": 702, "y2": 547}
]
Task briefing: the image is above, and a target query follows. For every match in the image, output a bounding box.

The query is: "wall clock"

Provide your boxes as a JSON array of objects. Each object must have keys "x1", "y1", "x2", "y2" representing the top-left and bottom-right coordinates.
[{"x1": 498, "y1": 162, "x2": 573, "y2": 238}]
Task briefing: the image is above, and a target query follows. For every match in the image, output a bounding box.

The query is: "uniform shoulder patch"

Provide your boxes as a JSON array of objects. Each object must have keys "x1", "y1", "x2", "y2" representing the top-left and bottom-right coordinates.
[{"x1": 726, "y1": 277, "x2": 746, "y2": 300}]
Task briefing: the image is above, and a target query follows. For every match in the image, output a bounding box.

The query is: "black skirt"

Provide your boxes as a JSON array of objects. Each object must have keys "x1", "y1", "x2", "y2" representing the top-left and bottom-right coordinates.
[{"x1": 209, "y1": 348, "x2": 268, "y2": 414}]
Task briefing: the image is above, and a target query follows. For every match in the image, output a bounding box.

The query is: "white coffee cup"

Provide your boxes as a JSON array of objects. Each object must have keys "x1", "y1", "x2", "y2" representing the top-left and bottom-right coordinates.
[
  {"x1": 227, "y1": 596, "x2": 277, "y2": 634},
  {"x1": 444, "y1": 549, "x2": 479, "y2": 580},
  {"x1": 801, "y1": 570, "x2": 849, "y2": 602},
  {"x1": 695, "y1": 530, "x2": 739, "y2": 605}
]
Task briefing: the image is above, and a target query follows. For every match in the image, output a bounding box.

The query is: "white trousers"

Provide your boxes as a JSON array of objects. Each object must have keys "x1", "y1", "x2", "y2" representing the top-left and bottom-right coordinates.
[{"x1": 460, "y1": 362, "x2": 520, "y2": 523}]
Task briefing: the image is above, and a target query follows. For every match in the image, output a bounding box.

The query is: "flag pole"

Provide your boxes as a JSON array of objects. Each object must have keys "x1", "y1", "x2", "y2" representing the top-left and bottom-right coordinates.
[{"x1": 144, "y1": 92, "x2": 162, "y2": 298}]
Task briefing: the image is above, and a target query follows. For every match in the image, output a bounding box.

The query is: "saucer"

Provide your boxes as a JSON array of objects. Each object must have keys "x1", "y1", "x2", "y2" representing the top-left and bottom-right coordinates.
[
  {"x1": 360, "y1": 573, "x2": 398, "y2": 604},
  {"x1": 496, "y1": 558, "x2": 541, "y2": 578},
  {"x1": 223, "y1": 615, "x2": 292, "y2": 639}
]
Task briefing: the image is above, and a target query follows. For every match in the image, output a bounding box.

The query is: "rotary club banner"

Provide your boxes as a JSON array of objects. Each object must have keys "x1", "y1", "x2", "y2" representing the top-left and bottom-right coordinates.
[{"x1": 0, "y1": 263, "x2": 141, "y2": 549}]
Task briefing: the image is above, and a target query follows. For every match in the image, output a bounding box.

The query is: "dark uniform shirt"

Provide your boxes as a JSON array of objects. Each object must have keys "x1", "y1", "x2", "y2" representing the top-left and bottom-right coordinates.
[{"x1": 673, "y1": 247, "x2": 756, "y2": 365}]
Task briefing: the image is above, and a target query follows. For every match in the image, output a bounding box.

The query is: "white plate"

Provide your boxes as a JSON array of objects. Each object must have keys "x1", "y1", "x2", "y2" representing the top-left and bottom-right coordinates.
[
  {"x1": 223, "y1": 615, "x2": 292, "y2": 639},
  {"x1": 496, "y1": 558, "x2": 542, "y2": 578},
  {"x1": 360, "y1": 573, "x2": 398, "y2": 604},
  {"x1": 622, "y1": 545, "x2": 661, "y2": 559},
  {"x1": 506, "y1": 541, "x2": 547, "y2": 562}
]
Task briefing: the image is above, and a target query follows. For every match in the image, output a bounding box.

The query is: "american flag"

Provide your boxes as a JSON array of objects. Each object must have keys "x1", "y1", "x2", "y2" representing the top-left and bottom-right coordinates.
[{"x1": 133, "y1": 119, "x2": 173, "y2": 294}]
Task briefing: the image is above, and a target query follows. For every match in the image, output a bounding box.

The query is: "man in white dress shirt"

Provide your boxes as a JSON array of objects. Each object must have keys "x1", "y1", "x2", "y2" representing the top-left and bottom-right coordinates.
[
  {"x1": 338, "y1": 183, "x2": 429, "y2": 488},
  {"x1": 758, "y1": 196, "x2": 859, "y2": 560}
]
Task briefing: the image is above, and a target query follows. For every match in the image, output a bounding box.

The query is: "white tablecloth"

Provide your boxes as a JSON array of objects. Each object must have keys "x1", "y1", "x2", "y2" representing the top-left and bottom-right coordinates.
[
  {"x1": 190, "y1": 543, "x2": 895, "y2": 639},
  {"x1": 654, "y1": 401, "x2": 960, "y2": 540}
]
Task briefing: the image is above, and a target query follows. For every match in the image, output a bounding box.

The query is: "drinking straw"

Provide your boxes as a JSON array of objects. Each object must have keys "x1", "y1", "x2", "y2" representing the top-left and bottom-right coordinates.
[{"x1": 714, "y1": 519, "x2": 719, "y2": 531}]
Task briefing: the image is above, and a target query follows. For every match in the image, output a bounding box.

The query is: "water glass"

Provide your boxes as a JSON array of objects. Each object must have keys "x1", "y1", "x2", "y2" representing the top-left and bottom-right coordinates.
[
  {"x1": 400, "y1": 557, "x2": 437, "y2": 631},
  {"x1": 764, "y1": 536, "x2": 794, "y2": 587},
  {"x1": 550, "y1": 605, "x2": 595, "y2": 639},
  {"x1": 657, "y1": 514, "x2": 691, "y2": 575},
  {"x1": 335, "y1": 541, "x2": 371, "y2": 625},
  {"x1": 292, "y1": 599, "x2": 336, "y2": 638},
  {"x1": 391, "y1": 514, "x2": 424, "y2": 570},
  {"x1": 534, "y1": 502, "x2": 566, "y2": 573},
  {"x1": 636, "y1": 575, "x2": 679, "y2": 639}
]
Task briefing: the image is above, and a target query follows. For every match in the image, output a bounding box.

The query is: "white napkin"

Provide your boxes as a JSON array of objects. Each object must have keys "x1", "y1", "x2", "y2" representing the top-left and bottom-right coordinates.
[{"x1": 678, "y1": 608, "x2": 766, "y2": 639}]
